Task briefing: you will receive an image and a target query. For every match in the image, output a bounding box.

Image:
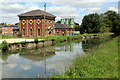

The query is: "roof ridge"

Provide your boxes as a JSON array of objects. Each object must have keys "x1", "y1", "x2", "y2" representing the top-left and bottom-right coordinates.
[{"x1": 18, "y1": 9, "x2": 56, "y2": 17}]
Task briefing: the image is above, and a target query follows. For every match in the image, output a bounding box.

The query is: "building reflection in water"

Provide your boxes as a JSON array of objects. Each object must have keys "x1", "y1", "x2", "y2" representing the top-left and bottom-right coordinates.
[
  {"x1": 55, "y1": 43, "x2": 73, "y2": 52},
  {"x1": 19, "y1": 46, "x2": 56, "y2": 77}
]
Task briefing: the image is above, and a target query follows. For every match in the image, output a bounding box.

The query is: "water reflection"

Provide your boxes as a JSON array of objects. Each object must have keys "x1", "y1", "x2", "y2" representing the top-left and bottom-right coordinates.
[
  {"x1": 2, "y1": 41, "x2": 84, "y2": 78},
  {"x1": 82, "y1": 34, "x2": 116, "y2": 53}
]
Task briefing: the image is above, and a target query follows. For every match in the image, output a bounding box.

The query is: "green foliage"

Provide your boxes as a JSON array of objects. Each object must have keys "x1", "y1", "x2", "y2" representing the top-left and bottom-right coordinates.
[
  {"x1": 81, "y1": 13, "x2": 101, "y2": 34},
  {"x1": 2, "y1": 40, "x2": 9, "y2": 51},
  {"x1": 56, "y1": 21, "x2": 61, "y2": 23},
  {"x1": 81, "y1": 10, "x2": 120, "y2": 34},
  {"x1": 74, "y1": 25, "x2": 81, "y2": 31},
  {"x1": 20, "y1": 41, "x2": 26, "y2": 47},
  {"x1": 39, "y1": 35, "x2": 83, "y2": 43},
  {"x1": 101, "y1": 10, "x2": 120, "y2": 33},
  {"x1": 17, "y1": 33, "x2": 22, "y2": 37},
  {"x1": 34, "y1": 38, "x2": 38, "y2": 43},
  {"x1": 2, "y1": 35, "x2": 20, "y2": 39},
  {"x1": 0, "y1": 23, "x2": 7, "y2": 25},
  {"x1": 15, "y1": 22, "x2": 19, "y2": 25}
]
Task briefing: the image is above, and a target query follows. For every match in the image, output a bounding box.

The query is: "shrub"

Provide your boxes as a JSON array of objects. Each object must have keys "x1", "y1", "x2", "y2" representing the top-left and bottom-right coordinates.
[
  {"x1": 17, "y1": 33, "x2": 22, "y2": 37},
  {"x1": 34, "y1": 38, "x2": 38, "y2": 43},
  {"x1": 2, "y1": 40, "x2": 9, "y2": 51},
  {"x1": 20, "y1": 41, "x2": 26, "y2": 47},
  {"x1": 41, "y1": 40, "x2": 45, "y2": 43},
  {"x1": 67, "y1": 36, "x2": 70, "y2": 41},
  {"x1": 51, "y1": 39, "x2": 55, "y2": 41}
]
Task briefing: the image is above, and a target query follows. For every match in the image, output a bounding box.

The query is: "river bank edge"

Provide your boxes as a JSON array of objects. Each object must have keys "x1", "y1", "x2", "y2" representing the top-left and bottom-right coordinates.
[
  {"x1": 1, "y1": 34, "x2": 101, "y2": 51},
  {"x1": 52, "y1": 36, "x2": 118, "y2": 78}
]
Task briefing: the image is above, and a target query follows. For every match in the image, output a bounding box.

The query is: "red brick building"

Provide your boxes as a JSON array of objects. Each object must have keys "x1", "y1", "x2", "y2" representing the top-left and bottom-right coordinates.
[
  {"x1": 2, "y1": 25, "x2": 19, "y2": 36},
  {"x1": 55, "y1": 23, "x2": 73, "y2": 36},
  {"x1": 17, "y1": 9, "x2": 73, "y2": 37},
  {"x1": 18, "y1": 9, "x2": 56, "y2": 37}
]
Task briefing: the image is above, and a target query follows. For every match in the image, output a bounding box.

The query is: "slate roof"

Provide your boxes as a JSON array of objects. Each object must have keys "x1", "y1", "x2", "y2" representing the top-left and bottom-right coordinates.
[
  {"x1": 55, "y1": 23, "x2": 73, "y2": 29},
  {"x1": 18, "y1": 9, "x2": 56, "y2": 17},
  {"x1": 13, "y1": 28, "x2": 19, "y2": 31}
]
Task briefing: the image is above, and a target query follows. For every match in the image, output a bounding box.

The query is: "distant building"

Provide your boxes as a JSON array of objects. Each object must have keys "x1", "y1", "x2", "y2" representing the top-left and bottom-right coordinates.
[
  {"x1": 17, "y1": 9, "x2": 74, "y2": 37},
  {"x1": 2, "y1": 25, "x2": 19, "y2": 36},
  {"x1": 55, "y1": 23, "x2": 73, "y2": 36},
  {"x1": 13, "y1": 28, "x2": 20, "y2": 37}
]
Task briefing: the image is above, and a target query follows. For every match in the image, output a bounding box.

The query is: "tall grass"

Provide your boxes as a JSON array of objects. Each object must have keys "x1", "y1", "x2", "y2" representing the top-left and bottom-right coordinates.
[{"x1": 53, "y1": 37, "x2": 118, "y2": 78}]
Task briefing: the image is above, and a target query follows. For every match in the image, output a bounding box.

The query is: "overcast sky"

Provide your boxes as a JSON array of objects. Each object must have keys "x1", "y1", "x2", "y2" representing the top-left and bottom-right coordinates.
[{"x1": 0, "y1": 0, "x2": 119, "y2": 25}]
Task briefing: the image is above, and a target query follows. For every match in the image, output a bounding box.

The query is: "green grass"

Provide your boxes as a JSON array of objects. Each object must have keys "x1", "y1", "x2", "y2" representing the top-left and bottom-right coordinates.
[
  {"x1": 2, "y1": 35, "x2": 21, "y2": 39},
  {"x1": 53, "y1": 37, "x2": 118, "y2": 78}
]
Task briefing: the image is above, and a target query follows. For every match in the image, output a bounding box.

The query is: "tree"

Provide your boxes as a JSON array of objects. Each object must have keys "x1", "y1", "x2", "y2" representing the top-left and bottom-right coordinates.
[
  {"x1": 0, "y1": 23, "x2": 7, "y2": 25},
  {"x1": 81, "y1": 13, "x2": 101, "y2": 33},
  {"x1": 15, "y1": 22, "x2": 19, "y2": 25},
  {"x1": 103, "y1": 10, "x2": 120, "y2": 33},
  {"x1": 74, "y1": 22, "x2": 79, "y2": 25},
  {"x1": 74, "y1": 22, "x2": 81, "y2": 31},
  {"x1": 74, "y1": 25, "x2": 81, "y2": 31},
  {"x1": 56, "y1": 21, "x2": 61, "y2": 23}
]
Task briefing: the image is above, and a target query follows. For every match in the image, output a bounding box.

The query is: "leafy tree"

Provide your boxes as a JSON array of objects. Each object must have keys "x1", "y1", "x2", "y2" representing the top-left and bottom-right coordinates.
[
  {"x1": 0, "y1": 23, "x2": 7, "y2": 25},
  {"x1": 103, "y1": 10, "x2": 120, "y2": 33},
  {"x1": 2, "y1": 40, "x2": 9, "y2": 51},
  {"x1": 81, "y1": 13, "x2": 101, "y2": 33},
  {"x1": 15, "y1": 22, "x2": 19, "y2": 25},
  {"x1": 56, "y1": 21, "x2": 61, "y2": 23},
  {"x1": 74, "y1": 22, "x2": 79, "y2": 25},
  {"x1": 74, "y1": 25, "x2": 81, "y2": 31}
]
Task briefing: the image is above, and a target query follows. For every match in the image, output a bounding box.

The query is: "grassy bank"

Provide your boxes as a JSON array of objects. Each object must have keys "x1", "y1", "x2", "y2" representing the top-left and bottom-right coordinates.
[
  {"x1": 53, "y1": 37, "x2": 118, "y2": 78},
  {"x1": 1, "y1": 32, "x2": 113, "y2": 39},
  {"x1": 1, "y1": 35, "x2": 21, "y2": 39}
]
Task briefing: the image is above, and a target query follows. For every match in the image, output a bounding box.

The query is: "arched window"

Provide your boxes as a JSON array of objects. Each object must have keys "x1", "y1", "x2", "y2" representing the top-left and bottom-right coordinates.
[
  {"x1": 22, "y1": 20, "x2": 25, "y2": 25},
  {"x1": 37, "y1": 19, "x2": 41, "y2": 24},
  {"x1": 23, "y1": 28, "x2": 25, "y2": 36},
  {"x1": 30, "y1": 28, "x2": 32, "y2": 36},
  {"x1": 29, "y1": 20, "x2": 33, "y2": 24},
  {"x1": 38, "y1": 28, "x2": 40, "y2": 36}
]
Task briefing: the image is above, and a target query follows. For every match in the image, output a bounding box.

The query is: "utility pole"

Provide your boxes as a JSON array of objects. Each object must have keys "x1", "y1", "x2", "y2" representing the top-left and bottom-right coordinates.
[{"x1": 43, "y1": 3, "x2": 46, "y2": 37}]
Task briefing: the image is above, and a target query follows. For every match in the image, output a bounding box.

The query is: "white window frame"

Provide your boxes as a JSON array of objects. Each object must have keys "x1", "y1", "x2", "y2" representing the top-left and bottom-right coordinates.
[
  {"x1": 22, "y1": 20, "x2": 25, "y2": 25},
  {"x1": 29, "y1": 20, "x2": 33, "y2": 24},
  {"x1": 37, "y1": 19, "x2": 41, "y2": 24}
]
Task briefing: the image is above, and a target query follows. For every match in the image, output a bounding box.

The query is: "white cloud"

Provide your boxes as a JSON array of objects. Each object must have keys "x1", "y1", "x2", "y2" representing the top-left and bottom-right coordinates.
[
  {"x1": 0, "y1": 0, "x2": 119, "y2": 2},
  {"x1": 20, "y1": 64, "x2": 32, "y2": 70},
  {"x1": 108, "y1": 7, "x2": 118, "y2": 12},
  {"x1": 0, "y1": 1, "x2": 119, "y2": 24},
  {"x1": 88, "y1": 8, "x2": 101, "y2": 14}
]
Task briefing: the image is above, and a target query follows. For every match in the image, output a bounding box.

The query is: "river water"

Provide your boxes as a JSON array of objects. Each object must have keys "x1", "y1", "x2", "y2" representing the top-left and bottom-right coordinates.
[{"x1": 0, "y1": 35, "x2": 115, "y2": 78}]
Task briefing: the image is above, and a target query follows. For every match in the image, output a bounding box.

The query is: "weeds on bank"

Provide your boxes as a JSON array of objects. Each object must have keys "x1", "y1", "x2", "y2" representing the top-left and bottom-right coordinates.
[{"x1": 53, "y1": 37, "x2": 118, "y2": 78}]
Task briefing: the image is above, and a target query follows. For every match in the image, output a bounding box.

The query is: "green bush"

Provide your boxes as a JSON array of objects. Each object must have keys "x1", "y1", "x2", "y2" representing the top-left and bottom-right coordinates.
[
  {"x1": 34, "y1": 38, "x2": 38, "y2": 43},
  {"x1": 20, "y1": 41, "x2": 26, "y2": 47},
  {"x1": 2, "y1": 40, "x2": 9, "y2": 51},
  {"x1": 17, "y1": 33, "x2": 22, "y2": 37},
  {"x1": 41, "y1": 40, "x2": 45, "y2": 43}
]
